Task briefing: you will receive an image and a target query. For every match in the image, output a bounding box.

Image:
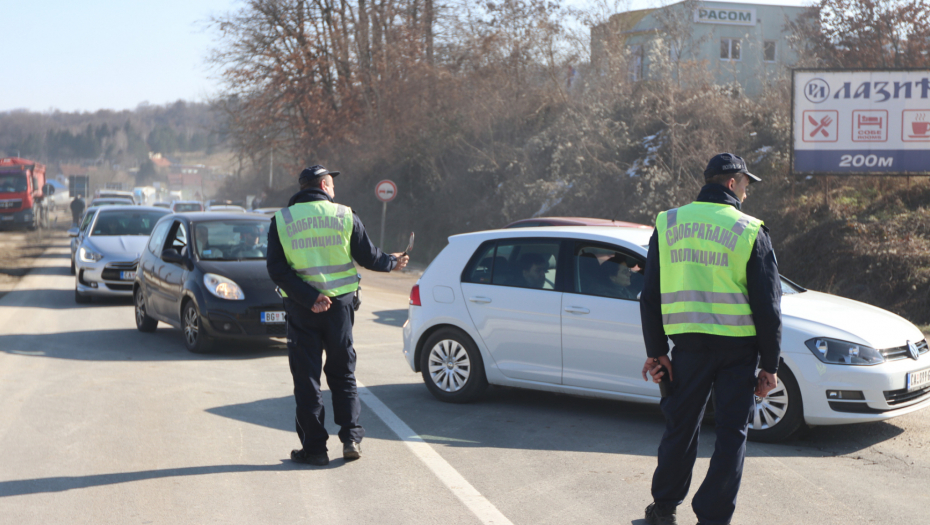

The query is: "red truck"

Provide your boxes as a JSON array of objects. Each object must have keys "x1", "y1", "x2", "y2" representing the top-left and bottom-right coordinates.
[{"x1": 0, "y1": 157, "x2": 50, "y2": 230}]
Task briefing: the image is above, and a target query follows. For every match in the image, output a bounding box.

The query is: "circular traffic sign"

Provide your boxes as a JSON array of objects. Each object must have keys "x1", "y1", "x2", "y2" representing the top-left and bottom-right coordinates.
[{"x1": 375, "y1": 179, "x2": 397, "y2": 203}]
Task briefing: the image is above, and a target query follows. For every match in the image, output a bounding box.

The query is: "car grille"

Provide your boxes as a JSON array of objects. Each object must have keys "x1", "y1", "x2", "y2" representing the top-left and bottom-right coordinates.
[
  {"x1": 884, "y1": 385, "x2": 930, "y2": 406},
  {"x1": 265, "y1": 324, "x2": 287, "y2": 336},
  {"x1": 880, "y1": 339, "x2": 929, "y2": 361},
  {"x1": 101, "y1": 261, "x2": 137, "y2": 281}
]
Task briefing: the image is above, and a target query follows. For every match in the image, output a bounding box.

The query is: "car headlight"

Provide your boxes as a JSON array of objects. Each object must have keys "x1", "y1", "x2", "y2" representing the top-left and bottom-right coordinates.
[
  {"x1": 79, "y1": 246, "x2": 104, "y2": 263},
  {"x1": 203, "y1": 273, "x2": 245, "y2": 300},
  {"x1": 805, "y1": 337, "x2": 884, "y2": 365}
]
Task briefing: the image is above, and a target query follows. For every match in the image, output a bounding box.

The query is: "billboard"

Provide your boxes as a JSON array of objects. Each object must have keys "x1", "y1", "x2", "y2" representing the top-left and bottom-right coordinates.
[{"x1": 792, "y1": 69, "x2": 930, "y2": 176}]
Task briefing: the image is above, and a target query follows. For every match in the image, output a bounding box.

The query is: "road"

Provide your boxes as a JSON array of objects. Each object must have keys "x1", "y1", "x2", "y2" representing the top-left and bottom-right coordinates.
[{"x1": 1, "y1": 235, "x2": 930, "y2": 524}]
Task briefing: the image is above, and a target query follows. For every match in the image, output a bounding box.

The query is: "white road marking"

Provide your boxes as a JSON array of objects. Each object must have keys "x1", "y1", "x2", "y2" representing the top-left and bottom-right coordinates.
[{"x1": 357, "y1": 381, "x2": 514, "y2": 525}]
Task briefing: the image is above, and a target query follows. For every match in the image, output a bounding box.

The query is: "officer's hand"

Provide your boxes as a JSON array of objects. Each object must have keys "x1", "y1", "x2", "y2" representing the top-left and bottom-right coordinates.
[
  {"x1": 756, "y1": 370, "x2": 778, "y2": 398},
  {"x1": 391, "y1": 253, "x2": 409, "y2": 272},
  {"x1": 642, "y1": 355, "x2": 673, "y2": 383},
  {"x1": 311, "y1": 294, "x2": 332, "y2": 313}
]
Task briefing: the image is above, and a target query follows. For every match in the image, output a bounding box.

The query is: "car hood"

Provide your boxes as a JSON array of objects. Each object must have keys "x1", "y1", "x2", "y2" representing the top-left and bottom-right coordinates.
[
  {"x1": 84, "y1": 236, "x2": 149, "y2": 260},
  {"x1": 782, "y1": 290, "x2": 924, "y2": 350}
]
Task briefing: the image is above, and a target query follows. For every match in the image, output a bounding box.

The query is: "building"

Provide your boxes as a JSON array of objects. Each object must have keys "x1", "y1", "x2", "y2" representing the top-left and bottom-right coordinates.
[{"x1": 591, "y1": 1, "x2": 808, "y2": 96}]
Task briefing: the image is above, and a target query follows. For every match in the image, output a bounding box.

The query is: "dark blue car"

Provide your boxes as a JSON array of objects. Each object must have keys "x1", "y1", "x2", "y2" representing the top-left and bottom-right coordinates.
[{"x1": 133, "y1": 212, "x2": 284, "y2": 352}]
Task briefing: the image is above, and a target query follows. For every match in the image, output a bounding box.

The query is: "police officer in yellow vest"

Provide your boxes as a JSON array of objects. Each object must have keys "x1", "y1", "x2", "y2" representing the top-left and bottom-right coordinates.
[
  {"x1": 266, "y1": 165, "x2": 409, "y2": 466},
  {"x1": 639, "y1": 153, "x2": 782, "y2": 525}
]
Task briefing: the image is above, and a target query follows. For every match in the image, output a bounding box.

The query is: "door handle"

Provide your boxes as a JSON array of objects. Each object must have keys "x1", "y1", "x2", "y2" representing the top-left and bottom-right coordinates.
[
  {"x1": 468, "y1": 296, "x2": 492, "y2": 304},
  {"x1": 564, "y1": 306, "x2": 590, "y2": 314}
]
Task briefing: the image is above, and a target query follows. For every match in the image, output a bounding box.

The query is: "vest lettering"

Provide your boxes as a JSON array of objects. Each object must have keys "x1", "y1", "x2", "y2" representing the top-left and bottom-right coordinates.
[
  {"x1": 697, "y1": 223, "x2": 706, "y2": 239},
  {"x1": 291, "y1": 240, "x2": 298, "y2": 250},
  {"x1": 685, "y1": 223, "x2": 692, "y2": 238},
  {"x1": 666, "y1": 230, "x2": 674, "y2": 246},
  {"x1": 719, "y1": 230, "x2": 732, "y2": 249},
  {"x1": 721, "y1": 253, "x2": 729, "y2": 266},
  {"x1": 711, "y1": 226, "x2": 720, "y2": 243}
]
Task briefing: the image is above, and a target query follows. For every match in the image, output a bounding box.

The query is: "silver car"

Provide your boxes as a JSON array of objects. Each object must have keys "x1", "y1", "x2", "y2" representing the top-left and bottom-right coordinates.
[{"x1": 73, "y1": 206, "x2": 169, "y2": 303}]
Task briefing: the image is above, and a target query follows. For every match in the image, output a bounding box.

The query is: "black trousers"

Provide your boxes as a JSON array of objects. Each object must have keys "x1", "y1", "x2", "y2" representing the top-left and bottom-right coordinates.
[
  {"x1": 651, "y1": 336, "x2": 758, "y2": 525},
  {"x1": 284, "y1": 297, "x2": 364, "y2": 454}
]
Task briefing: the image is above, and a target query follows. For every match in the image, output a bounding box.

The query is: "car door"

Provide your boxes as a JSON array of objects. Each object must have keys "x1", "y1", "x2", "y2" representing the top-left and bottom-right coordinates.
[
  {"x1": 141, "y1": 220, "x2": 172, "y2": 319},
  {"x1": 460, "y1": 238, "x2": 564, "y2": 384},
  {"x1": 155, "y1": 221, "x2": 190, "y2": 322},
  {"x1": 560, "y1": 240, "x2": 659, "y2": 397}
]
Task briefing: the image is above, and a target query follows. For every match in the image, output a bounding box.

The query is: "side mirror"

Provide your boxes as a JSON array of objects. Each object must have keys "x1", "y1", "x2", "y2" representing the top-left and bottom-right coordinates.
[
  {"x1": 44, "y1": 183, "x2": 55, "y2": 196},
  {"x1": 161, "y1": 248, "x2": 185, "y2": 265},
  {"x1": 68, "y1": 227, "x2": 79, "y2": 237}
]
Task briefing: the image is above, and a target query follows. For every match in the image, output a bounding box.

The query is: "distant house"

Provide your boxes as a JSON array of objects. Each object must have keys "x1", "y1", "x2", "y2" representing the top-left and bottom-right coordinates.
[{"x1": 591, "y1": 1, "x2": 808, "y2": 96}]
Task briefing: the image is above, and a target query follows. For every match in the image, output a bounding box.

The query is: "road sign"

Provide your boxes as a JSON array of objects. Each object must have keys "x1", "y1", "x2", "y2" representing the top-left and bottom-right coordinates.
[
  {"x1": 375, "y1": 179, "x2": 397, "y2": 202},
  {"x1": 792, "y1": 69, "x2": 930, "y2": 176}
]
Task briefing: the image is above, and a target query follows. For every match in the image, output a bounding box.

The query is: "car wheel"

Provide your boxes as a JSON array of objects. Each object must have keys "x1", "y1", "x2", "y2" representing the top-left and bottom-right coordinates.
[
  {"x1": 74, "y1": 287, "x2": 91, "y2": 304},
  {"x1": 748, "y1": 365, "x2": 804, "y2": 443},
  {"x1": 134, "y1": 288, "x2": 158, "y2": 333},
  {"x1": 419, "y1": 328, "x2": 488, "y2": 403},
  {"x1": 182, "y1": 301, "x2": 214, "y2": 353}
]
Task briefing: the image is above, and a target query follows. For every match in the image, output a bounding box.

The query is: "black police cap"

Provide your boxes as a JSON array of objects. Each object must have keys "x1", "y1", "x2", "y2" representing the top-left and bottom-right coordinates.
[
  {"x1": 298, "y1": 165, "x2": 341, "y2": 184},
  {"x1": 703, "y1": 153, "x2": 761, "y2": 183}
]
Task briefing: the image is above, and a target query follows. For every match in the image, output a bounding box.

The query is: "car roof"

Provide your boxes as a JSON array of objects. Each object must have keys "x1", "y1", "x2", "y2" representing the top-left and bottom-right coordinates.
[
  {"x1": 504, "y1": 217, "x2": 652, "y2": 229},
  {"x1": 94, "y1": 205, "x2": 171, "y2": 213},
  {"x1": 170, "y1": 211, "x2": 271, "y2": 222},
  {"x1": 172, "y1": 200, "x2": 202, "y2": 204},
  {"x1": 451, "y1": 225, "x2": 655, "y2": 250}
]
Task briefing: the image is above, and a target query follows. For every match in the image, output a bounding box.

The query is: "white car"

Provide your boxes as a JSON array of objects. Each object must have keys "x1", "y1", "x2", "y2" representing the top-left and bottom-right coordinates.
[
  {"x1": 402, "y1": 226, "x2": 930, "y2": 442},
  {"x1": 73, "y1": 206, "x2": 170, "y2": 303}
]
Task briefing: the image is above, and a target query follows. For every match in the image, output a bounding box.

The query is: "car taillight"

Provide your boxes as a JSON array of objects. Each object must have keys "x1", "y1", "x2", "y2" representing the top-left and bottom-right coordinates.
[{"x1": 409, "y1": 284, "x2": 421, "y2": 306}]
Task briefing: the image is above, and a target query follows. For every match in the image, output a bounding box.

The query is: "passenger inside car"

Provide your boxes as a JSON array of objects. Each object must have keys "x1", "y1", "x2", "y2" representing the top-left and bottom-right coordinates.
[{"x1": 517, "y1": 253, "x2": 549, "y2": 289}]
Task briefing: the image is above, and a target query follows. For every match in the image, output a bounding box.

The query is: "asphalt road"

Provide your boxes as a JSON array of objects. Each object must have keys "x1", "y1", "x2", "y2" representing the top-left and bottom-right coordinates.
[{"x1": 1, "y1": 237, "x2": 929, "y2": 524}]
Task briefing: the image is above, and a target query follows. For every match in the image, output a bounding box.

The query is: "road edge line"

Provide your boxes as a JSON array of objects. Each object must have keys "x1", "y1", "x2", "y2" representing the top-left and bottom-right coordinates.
[{"x1": 357, "y1": 381, "x2": 515, "y2": 525}]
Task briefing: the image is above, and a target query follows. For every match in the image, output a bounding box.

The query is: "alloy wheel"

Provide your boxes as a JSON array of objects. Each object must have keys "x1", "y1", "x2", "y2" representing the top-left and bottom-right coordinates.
[
  {"x1": 751, "y1": 380, "x2": 788, "y2": 430},
  {"x1": 427, "y1": 339, "x2": 471, "y2": 392},
  {"x1": 184, "y1": 305, "x2": 199, "y2": 347}
]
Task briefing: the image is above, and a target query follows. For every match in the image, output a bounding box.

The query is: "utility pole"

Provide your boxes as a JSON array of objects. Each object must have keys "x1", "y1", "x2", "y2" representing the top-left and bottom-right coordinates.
[{"x1": 268, "y1": 145, "x2": 274, "y2": 189}]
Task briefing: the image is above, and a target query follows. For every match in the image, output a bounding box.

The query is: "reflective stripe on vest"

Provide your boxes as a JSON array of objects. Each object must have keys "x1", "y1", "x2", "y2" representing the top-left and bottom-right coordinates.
[
  {"x1": 275, "y1": 201, "x2": 359, "y2": 298},
  {"x1": 657, "y1": 201, "x2": 763, "y2": 337}
]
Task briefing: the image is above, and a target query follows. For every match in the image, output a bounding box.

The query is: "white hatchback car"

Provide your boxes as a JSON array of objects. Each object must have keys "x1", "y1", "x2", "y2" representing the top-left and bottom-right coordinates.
[{"x1": 403, "y1": 226, "x2": 930, "y2": 442}]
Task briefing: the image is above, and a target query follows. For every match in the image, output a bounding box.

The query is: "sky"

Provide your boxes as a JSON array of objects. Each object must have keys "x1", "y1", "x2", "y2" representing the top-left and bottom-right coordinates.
[{"x1": 0, "y1": 0, "x2": 811, "y2": 114}]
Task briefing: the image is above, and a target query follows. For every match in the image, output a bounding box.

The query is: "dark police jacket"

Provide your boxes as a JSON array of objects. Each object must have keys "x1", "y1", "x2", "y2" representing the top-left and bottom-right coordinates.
[
  {"x1": 266, "y1": 188, "x2": 396, "y2": 310},
  {"x1": 640, "y1": 184, "x2": 782, "y2": 373}
]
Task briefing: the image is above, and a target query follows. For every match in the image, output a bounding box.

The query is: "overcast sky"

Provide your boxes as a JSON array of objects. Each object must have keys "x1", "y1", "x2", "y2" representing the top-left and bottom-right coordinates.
[{"x1": 1, "y1": 0, "x2": 810, "y2": 114}]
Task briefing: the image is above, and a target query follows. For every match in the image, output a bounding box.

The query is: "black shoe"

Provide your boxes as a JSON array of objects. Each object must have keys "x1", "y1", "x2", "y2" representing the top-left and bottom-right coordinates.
[
  {"x1": 291, "y1": 449, "x2": 329, "y2": 466},
  {"x1": 645, "y1": 502, "x2": 677, "y2": 525},
  {"x1": 343, "y1": 441, "x2": 361, "y2": 460}
]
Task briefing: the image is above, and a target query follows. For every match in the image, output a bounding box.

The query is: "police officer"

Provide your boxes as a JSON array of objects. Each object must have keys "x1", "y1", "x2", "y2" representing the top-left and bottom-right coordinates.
[
  {"x1": 266, "y1": 165, "x2": 409, "y2": 466},
  {"x1": 639, "y1": 153, "x2": 782, "y2": 525},
  {"x1": 70, "y1": 194, "x2": 85, "y2": 226}
]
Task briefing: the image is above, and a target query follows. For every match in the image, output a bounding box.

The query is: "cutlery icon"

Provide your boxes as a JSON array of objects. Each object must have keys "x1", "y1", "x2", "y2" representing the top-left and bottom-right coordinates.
[{"x1": 809, "y1": 115, "x2": 832, "y2": 137}]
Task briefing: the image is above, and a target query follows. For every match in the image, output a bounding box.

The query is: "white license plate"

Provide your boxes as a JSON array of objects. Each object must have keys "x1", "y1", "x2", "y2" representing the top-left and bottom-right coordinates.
[
  {"x1": 120, "y1": 271, "x2": 136, "y2": 281},
  {"x1": 907, "y1": 367, "x2": 930, "y2": 391},
  {"x1": 261, "y1": 311, "x2": 286, "y2": 323}
]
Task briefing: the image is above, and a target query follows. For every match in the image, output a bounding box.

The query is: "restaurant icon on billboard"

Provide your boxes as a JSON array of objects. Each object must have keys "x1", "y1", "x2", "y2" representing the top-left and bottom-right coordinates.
[
  {"x1": 902, "y1": 110, "x2": 930, "y2": 142},
  {"x1": 801, "y1": 110, "x2": 838, "y2": 142},
  {"x1": 852, "y1": 110, "x2": 887, "y2": 142}
]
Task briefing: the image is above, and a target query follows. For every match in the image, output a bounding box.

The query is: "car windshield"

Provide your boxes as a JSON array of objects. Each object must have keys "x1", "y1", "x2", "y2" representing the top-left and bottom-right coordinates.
[
  {"x1": 0, "y1": 174, "x2": 27, "y2": 193},
  {"x1": 194, "y1": 220, "x2": 269, "y2": 260},
  {"x1": 174, "y1": 203, "x2": 202, "y2": 212},
  {"x1": 90, "y1": 210, "x2": 168, "y2": 236}
]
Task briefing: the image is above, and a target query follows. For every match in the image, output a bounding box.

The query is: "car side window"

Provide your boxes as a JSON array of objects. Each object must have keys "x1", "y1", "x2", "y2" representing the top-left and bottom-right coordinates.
[
  {"x1": 490, "y1": 240, "x2": 560, "y2": 290},
  {"x1": 80, "y1": 212, "x2": 95, "y2": 232},
  {"x1": 572, "y1": 242, "x2": 644, "y2": 301},
  {"x1": 165, "y1": 221, "x2": 188, "y2": 252},
  {"x1": 148, "y1": 221, "x2": 172, "y2": 254},
  {"x1": 463, "y1": 243, "x2": 497, "y2": 284}
]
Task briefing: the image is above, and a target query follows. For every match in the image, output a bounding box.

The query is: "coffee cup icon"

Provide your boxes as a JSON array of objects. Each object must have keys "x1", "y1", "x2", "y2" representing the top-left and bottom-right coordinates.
[{"x1": 913, "y1": 121, "x2": 930, "y2": 136}]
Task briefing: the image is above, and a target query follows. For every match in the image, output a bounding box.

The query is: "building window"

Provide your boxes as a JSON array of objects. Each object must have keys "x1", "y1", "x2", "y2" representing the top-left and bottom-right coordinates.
[
  {"x1": 763, "y1": 40, "x2": 777, "y2": 62},
  {"x1": 628, "y1": 45, "x2": 644, "y2": 82},
  {"x1": 720, "y1": 38, "x2": 741, "y2": 61}
]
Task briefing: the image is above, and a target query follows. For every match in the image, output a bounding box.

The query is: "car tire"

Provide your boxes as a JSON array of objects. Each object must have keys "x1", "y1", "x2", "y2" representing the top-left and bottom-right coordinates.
[
  {"x1": 748, "y1": 364, "x2": 804, "y2": 443},
  {"x1": 70, "y1": 258, "x2": 75, "y2": 275},
  {"x1": 182, "y1": 301, "x2": 214, "y2": 353},
  {"x1": 419, "y1": 327, "x2": 488, "y2": 403},
  {"x1": 74, "y1": 288, "x2": 91, "y2": 304},
  {"x1": 134, "y1": 288, "x2": 158, "y2": 333}
]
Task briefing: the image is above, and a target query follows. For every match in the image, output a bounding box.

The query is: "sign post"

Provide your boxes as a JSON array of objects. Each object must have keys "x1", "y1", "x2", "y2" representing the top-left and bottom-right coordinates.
[
  {"x1": 792, "y1": 69, "x2": 930, "y2": 176},
  {"x1": 375, "y1": 179, "x2": 397, "y2": 248}
]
